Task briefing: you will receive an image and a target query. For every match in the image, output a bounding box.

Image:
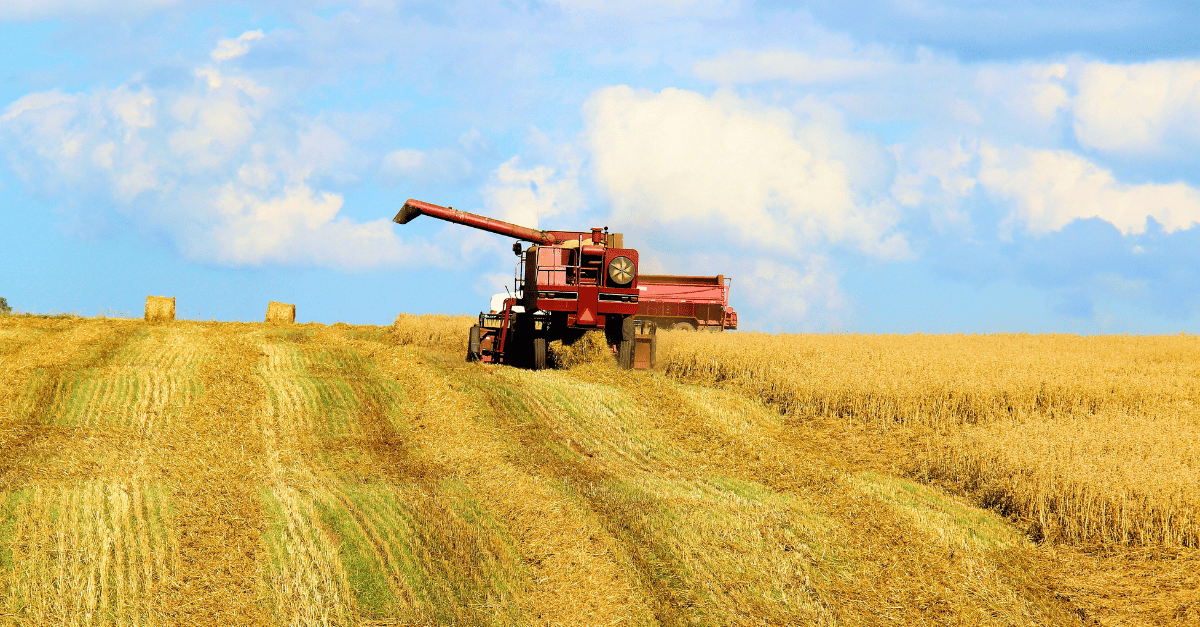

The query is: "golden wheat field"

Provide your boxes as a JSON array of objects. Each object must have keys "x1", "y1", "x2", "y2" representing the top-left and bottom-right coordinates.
[
  {"x1": 660, "y1": 332, "x2": 1200, "y2": 544},
  {"x1": 660, "y1": 330, "x2": 1200, "y2": 624},
  {"x1": 0, "y1": 314, "x2": 1195, "y2": 626}
]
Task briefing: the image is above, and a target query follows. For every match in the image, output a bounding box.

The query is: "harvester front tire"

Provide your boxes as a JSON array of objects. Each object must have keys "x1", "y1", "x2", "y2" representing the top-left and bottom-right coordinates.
[
  {"x1": 467, "y1": 325, "x2": 481, "y2": 362},
  {"x1": 671, "y1": 322, "x2": 696, "y2": 332},
  {"x1": 532, "y1": 337, "x2": 548, "y2": 371}
]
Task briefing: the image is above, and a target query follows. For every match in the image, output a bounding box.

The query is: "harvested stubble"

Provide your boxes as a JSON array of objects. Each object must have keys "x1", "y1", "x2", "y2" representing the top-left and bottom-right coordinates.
[
  {"x1": 264, "y1": 301, "x2": 295, "y2": 324},
  {"x1": 144, "y1": 295, "x2": 175, "y2": 322},
  {"x1": 390, "y1": 312, "x2": 474, "y2": 352},
  {"x1": 659, "y1": 331, "x2": 1200, "y2": 548},
  {"x1": 0, "y1": 316, "x2": 1092, "y2": 626}
]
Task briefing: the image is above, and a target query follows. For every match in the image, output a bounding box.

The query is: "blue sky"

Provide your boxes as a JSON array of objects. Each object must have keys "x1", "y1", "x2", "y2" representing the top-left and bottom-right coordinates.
[{"x1": 3, "y1": 0, "x2": 1200, "y2": 332}]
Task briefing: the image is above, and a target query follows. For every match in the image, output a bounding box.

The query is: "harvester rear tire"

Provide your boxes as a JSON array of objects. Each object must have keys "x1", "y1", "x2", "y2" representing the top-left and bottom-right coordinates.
[
  {"x1": 532, "y1": 337, "x2": 548, "y2": 370},
  {"x1": 671, "y1": 322, "x2": 696, "y2": 332},
  {"x1": 617, "y1": 338, "x2": 634, "y2": 369},
  {"x1": 467, "y1": 325, "x2": 481, "y2": 362}
]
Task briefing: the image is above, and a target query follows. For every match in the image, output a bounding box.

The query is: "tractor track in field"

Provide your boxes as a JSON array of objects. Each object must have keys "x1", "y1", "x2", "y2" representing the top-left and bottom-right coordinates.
[
  {"x1": 0, "y1": 321, "x2": 183, "y2": 626},
  {"x1": 460, "y1": 367, "x2": 694, "y2": 625},
  {"x1": 323, "y1": 381, "x2": 426, "y2": 614},
  {"x1": 319, "y1": 481, "x2": 410, "y2": 607},
  {"x1": 258, "y1": 330, "x2": 434, "y2": 622},
  {"x1": 298, "y1": 331, "x2": 525, "y2": 621},
  {"x1": 153, "y1": 325, "x2": 271, "y2": 627},
  {"x1": 473, "y1": 365, "x2": 811, "y2": 625},
  {"x1": 0, "y1": 321, "x2": 141, "y2": 488},
  {"x1": 358, "y1": 335, "x2": 661, "y2": 625}
]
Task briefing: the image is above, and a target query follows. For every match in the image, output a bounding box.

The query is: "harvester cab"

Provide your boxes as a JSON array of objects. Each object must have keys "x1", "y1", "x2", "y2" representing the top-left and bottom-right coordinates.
[{"x1": 394, "y1": 199, "x2": 656, "y2": 370}]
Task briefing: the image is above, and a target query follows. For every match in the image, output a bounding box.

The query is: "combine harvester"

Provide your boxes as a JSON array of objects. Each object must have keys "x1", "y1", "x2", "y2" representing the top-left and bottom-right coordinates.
[{"x1": 394, "y1": 199, "x2": 656, "y2": 370}]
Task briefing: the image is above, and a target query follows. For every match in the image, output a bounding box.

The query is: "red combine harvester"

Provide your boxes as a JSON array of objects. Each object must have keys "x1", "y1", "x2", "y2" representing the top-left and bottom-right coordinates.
[
  {"x1": 394, "y1": 199, "x2": 656, "y2": 370},
  {"x1": 635, "y1": 275, "x2": 738, "y2": 331}
]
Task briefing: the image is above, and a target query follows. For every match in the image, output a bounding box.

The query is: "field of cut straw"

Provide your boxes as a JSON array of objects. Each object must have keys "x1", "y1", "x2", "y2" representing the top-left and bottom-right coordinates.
[{"x1": 0, "y1": 314, "x2": 1193, "y2": 625}]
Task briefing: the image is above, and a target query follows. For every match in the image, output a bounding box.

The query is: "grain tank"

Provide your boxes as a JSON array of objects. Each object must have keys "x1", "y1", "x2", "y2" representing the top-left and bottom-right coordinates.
[{"x1": 634, "y1": 275, "x2": 738, "y2": 331}]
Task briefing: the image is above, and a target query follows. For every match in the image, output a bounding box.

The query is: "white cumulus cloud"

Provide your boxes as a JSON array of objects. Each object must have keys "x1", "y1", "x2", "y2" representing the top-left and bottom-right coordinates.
[
  {"x1": 689, "y1": 48, "x2": 1200, "y2": 163},
  {"x1": 890, "y1": 138, "x2": 979, "y2": 231},
  {"x1": 1072, "y1": 60, "x2": 1200, "y2": 155},
  {"x1": 211, "y1": 30, "x2": 266, "y2": 62},
  {"x1": 975, "y1": 62, "x2": 1071, "y2": 128},
  {"x1": 0, "y1": 60, "x2": 432, "y2": 270},
  {"x1": 979, "y1": 143, "x2": 1200, "y2": 236},
  {"x1": 483, "y1": 155, "x2": 583, "y2": 229},
  {"x1": 581, "y1": 85, "x2": 903, "y2": 329},
  {"x1": 584, "y1": 85, "x2": 907, "y2": 258},
  {"x1": 739, "y1": 256, "x2": 845, "y2": 329}
]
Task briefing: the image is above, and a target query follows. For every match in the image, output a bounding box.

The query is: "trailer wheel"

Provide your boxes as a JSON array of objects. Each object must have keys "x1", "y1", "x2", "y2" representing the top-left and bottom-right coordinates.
[
  {"x1": 532, "y1": 337, "x2": 548, "y2": 370},
  {"x1": 671, "y1": 322, "x2": 696, "y2": 332},
  {"x1": 467, "y1": 325, "x2": 482, "y2": 362}
]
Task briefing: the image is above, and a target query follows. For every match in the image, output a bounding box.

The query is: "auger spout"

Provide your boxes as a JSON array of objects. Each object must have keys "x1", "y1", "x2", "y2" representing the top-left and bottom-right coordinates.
[{"x1": 394, "y1": 199, "x2": 560, "y2": 245}]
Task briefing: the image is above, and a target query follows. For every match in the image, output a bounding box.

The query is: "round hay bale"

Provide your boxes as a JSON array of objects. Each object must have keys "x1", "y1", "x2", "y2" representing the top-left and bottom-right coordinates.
[
  {"x1": 265, "y1": 301, "x2": 296, "y2": 324},
  {"x1": 145, "y1": 296, "x2": 176, "y2": 322}
]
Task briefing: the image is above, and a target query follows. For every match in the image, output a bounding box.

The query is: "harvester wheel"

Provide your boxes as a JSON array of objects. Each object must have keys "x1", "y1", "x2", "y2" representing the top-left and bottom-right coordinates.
[
  {"x1": 532, "y1": 337, "x2": 548, "y2": 370},
  {"x1": 614, "y1": 316, "x2": 636, "y2": 369},
  {"x1": 671, "y1": 322, "x2": 696, "y2": 332},
  {"x1": 617, "y1": 338, "x2": 634, "y2": 369},
  {"x1": 467, "y1": 325, "x2": 481, "y2": 362}
]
